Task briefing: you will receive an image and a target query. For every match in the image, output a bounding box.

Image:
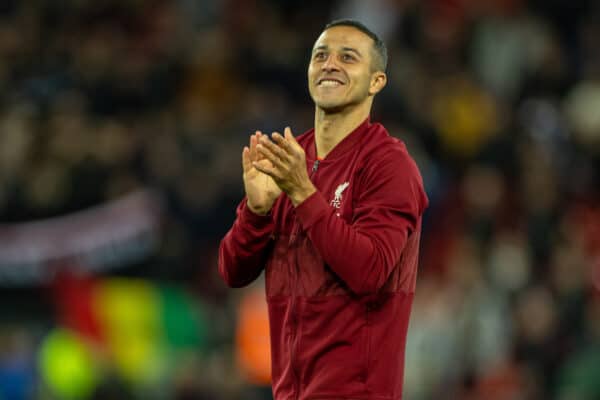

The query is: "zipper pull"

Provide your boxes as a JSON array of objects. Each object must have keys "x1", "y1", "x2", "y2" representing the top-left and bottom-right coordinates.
[{"x1": 312, "y1": 159, "x2": 320, "y2": 172}]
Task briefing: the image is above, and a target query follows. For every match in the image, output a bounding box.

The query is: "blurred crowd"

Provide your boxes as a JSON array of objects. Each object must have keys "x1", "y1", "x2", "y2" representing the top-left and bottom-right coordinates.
[{"x1": 0, "y1": 0, "x2": 599, "y2": 399}]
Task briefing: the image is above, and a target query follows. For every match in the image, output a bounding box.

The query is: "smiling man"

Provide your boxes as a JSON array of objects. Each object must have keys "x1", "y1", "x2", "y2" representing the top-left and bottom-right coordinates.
[{"x1": 219, "y1": 20, "x2": 428, "y2": 400}]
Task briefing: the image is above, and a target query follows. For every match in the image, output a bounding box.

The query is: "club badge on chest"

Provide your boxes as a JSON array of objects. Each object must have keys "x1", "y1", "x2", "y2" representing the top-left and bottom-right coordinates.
[{"x1": 330, "y1": 182, "x2": 350, "y2": 209}]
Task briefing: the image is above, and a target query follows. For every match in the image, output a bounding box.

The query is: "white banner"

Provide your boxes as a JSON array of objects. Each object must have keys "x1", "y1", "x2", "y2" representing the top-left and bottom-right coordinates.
[{"x1": 0, "y1": 189, "x2": 163, "y2": 285}]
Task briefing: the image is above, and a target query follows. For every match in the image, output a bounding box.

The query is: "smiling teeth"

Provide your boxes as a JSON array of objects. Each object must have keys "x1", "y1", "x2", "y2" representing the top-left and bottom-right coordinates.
[{"x1": 320, "y1": 80, "x2": 341, "y2": 87}]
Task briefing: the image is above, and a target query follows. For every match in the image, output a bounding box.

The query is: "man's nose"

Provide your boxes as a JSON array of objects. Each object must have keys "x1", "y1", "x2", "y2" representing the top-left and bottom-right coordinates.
[{"x1": 321, "y1": 55, "x2": 340, "y2": 71}]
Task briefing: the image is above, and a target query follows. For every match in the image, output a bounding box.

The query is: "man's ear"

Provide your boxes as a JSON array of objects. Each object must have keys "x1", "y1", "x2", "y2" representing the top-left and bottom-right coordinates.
[{"x1": 369, "y1": 71, "x2": 387, "y2": 95}]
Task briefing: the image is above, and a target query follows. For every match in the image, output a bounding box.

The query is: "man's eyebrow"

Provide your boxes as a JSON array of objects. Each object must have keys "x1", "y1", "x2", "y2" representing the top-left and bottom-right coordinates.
[
  {"x1": 341, "y1": 47, "x2": 362, "y2": 57},
  {"x1": 312, "y1": 45, "x2": 362, "y2": 57}
]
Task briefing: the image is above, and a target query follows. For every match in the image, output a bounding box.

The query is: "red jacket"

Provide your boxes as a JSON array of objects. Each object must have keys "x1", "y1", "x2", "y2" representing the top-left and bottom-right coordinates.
[{"x1": 219, "y1": 119, "x2": 428, "y2": 400}]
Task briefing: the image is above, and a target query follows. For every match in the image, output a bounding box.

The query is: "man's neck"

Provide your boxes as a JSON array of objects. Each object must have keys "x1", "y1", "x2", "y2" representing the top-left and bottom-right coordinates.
[{"x1": 314, "y1": 101, "x2": 371, "y2": 159}]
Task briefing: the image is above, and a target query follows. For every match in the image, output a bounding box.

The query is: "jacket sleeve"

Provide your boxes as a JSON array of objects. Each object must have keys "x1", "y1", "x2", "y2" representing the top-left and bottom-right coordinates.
[
  {"x1": 294, "y1": 149, "x2": 428, "y2": 295},
  {"x1": 218, "y1": 199, "x2": 275, "y2": 288}
]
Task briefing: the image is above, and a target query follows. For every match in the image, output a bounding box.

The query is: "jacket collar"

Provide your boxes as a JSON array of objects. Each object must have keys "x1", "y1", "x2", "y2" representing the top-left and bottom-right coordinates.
[{"x1": 306, "y1": 117, "x2": 371, "y2": 162}]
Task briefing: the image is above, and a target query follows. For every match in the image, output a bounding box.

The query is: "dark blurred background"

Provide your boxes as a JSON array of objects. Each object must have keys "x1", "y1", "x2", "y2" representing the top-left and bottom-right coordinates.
[{"x1": 0, "y1": 0, "x2": 599, "y2": 399}]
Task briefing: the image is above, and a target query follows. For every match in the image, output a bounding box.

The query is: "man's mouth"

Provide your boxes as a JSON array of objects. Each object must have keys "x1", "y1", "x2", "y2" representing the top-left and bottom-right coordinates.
[{"x1": 318, "y1": 78, "x2": 344, "y2": 87}]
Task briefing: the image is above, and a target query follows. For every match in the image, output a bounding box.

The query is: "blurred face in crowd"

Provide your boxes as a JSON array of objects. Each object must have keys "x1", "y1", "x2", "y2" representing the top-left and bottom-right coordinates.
[{"x1": 308, "y1": 26, "x2": 386, "y2": 114}]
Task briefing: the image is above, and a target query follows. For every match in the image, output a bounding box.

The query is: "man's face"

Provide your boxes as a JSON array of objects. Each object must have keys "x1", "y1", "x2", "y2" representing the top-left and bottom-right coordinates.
[{"x1": 308, "y1": 26, "x2": 380, "y2": 113}]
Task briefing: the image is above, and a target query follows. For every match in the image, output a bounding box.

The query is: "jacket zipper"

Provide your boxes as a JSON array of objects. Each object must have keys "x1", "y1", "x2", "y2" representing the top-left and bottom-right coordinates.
[
  {"x1": 312, "y1": 159, "x2": 320, "y2": 173},
  {"x1": 290, "y1": 158, "x2": 320, "y2": 399}
]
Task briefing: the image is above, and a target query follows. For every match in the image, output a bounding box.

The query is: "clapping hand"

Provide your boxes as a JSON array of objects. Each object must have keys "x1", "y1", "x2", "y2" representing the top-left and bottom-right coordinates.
[
  {"x1": 242, "y1": 131, "x2": 282, "y2": 215},
  {"x1": 254, "y1": 127, "x2": 316, "y2": 207}
]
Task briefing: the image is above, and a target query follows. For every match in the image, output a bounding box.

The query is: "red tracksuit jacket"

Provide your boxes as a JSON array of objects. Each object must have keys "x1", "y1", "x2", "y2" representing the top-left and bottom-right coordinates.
[{"x1": 219, "y1": 118, "x2": 428, "y2": 400}]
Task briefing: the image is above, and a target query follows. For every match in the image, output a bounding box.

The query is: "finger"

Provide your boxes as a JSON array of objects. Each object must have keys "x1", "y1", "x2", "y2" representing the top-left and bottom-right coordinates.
[
  {"x1": 250, "y1": 131, "x2": 261, "y2": 148},
  {"x1": 284, "y1": 127, "x2": 298, "y2": 147},
  {"x1": 284, "y1": 127, "x2": 303, "y2": 154},
  {"x1": 254, "y1": 132, "x2": 271, "y2": 162},
  {"x1": 242, "y1": 146, "x2": 252, "y2": 172},
  {"x1": 257, "y1": 142, "x2": 286, "y2": 169},
  {"x1": 249, "y1": 133, "x2": 258, "y2": 163},
  {"x1": 253, "y1": 159, "x2": 281, "y2": 180},
  {"x1": 260, "y1": 135, "x2": 289, "y2": 160},
  {"x1": 271, "y1": 132, "x2": 292, "y2": 154}
]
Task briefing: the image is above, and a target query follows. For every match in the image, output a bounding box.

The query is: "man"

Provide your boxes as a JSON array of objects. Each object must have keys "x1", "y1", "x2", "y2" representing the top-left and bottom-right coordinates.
[{"x1": 219, "y1": 19, "x2": 428, "y2": 400}]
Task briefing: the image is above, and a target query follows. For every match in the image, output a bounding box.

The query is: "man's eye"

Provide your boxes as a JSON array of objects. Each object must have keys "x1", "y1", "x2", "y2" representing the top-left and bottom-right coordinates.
[
  {"x1": 342, "y1": 54, "x2": 355, "y2": 62},
  {"x1": 314, "y1": 52, "x2": 326, "y2": 60}
]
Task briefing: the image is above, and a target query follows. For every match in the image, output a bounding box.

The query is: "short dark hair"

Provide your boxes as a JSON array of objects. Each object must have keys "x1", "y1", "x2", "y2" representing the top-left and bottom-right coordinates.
[{"x1": 324, "y1": 19, "x2": 388, "y2": 72}]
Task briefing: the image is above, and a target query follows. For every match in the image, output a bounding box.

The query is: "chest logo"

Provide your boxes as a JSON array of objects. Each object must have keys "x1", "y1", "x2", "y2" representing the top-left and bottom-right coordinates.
[{"x1": 330, "y1": 182, "x2": 350, "y2": 209}]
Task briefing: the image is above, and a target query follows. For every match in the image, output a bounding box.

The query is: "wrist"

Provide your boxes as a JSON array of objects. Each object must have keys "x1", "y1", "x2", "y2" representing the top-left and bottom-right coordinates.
[
  {"x1": 289, "y1": 184, "x2": 316, "y2": 207},
  {"x1": 246, "y1": 200, "x2": 270, "y2": 216}
]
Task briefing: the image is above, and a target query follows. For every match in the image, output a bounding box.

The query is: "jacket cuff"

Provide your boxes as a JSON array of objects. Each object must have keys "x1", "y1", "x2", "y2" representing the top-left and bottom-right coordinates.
[
  {"x1": 294, "y1": 191, "x2": 330, "y2": 230},
  {"x1": 240, "y1": 201, "x2": 273, "y2": 229}
]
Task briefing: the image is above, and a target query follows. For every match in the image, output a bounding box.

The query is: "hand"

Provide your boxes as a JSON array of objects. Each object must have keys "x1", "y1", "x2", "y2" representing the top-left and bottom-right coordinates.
[
  {"x1": 242, "y1": 131, "x2": 282, "y2": 215},
  {"x1": 254, "y1": 127, "x2": 316, "y2": 207}
]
